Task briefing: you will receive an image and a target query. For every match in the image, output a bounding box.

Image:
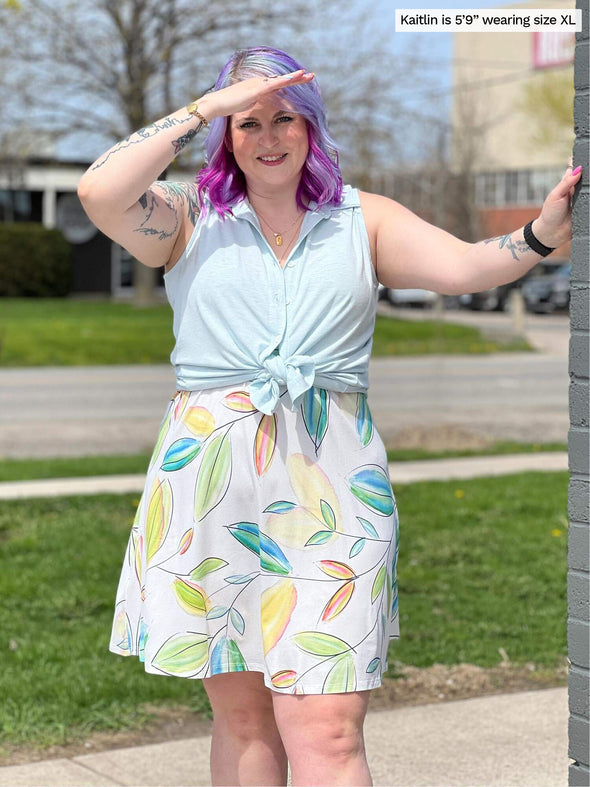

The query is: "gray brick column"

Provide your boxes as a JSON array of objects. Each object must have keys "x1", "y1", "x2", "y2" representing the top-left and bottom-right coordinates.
[{"x1": 568, "y1": 1, "x2": 590, "y2": 784}]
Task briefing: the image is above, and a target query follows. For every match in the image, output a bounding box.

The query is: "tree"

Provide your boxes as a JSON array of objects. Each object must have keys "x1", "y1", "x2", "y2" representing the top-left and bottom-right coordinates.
[{"x1": 517, "y1": 68, "x2": 575, "y2": 158}]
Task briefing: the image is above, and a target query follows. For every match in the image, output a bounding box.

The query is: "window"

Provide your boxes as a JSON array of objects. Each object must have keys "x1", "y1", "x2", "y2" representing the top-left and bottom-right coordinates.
[
  {"x1": 0, "y1": 190, "x2": 42, "y2": 222},
  {"x1": 475, "y1": 170, "x2": 564, "y2": 207},
  {"x1": 505, "y1": 171, "x2": 518, "y2": 203}
]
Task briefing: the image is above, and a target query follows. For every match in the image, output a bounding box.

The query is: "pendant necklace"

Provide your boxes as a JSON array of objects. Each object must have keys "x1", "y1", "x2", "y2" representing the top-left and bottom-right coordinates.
[
  {"x1": 278, "y1": 215, "x2": 306, "y2": 265},
  {"x1": 255, "y1": 207, "x2": 305, "y2": 247}
]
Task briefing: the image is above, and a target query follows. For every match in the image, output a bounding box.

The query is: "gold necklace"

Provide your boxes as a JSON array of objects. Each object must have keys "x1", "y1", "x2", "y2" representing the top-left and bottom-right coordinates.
[
  {"x1": 273, "y1": 214, "x2": 306, "y2": 265},
  {"x1": 254, "y1": 207, "x2": 305, "y2": 247}
]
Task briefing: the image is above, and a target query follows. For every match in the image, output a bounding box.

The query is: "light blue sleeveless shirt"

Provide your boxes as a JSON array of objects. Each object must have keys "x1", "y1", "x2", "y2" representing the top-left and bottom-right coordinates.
[{"x1": 163, "y1": 184, "x2": 378, "y2": 416}]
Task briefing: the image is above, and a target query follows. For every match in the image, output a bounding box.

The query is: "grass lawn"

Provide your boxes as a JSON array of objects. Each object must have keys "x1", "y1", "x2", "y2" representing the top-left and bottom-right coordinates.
[
  {"x1": 0, "y1": 298, "x2": 532, "y2": 367},
  {"x1": 0, "y1": 299, "x2": 174, "y2": 366},
  {"x1": 0, "y1": 471, "x2": 568, "y2": 752}
]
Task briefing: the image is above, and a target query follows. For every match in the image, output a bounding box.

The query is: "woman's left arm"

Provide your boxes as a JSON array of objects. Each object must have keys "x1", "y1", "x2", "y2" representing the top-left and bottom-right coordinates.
[{"x1": 360, "y1": 164, "x2": 582, "y2": 296}]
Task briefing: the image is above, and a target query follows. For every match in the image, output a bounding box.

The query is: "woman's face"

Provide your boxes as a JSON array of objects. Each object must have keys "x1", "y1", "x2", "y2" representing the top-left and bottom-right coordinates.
[{"x1": 228, "y1": 96, "x2": 309, "y2": 194}]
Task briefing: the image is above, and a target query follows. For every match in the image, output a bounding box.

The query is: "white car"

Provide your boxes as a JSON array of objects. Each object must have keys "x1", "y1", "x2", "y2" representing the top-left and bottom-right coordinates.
[{"x1": 386, "y1": 288, "x2": 438, "y2": 307}]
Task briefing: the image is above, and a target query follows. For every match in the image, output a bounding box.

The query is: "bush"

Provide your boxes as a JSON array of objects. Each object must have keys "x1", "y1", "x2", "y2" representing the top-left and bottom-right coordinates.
[{"x1": 0, "y1": 223, "x2": 72, "y2": 296}]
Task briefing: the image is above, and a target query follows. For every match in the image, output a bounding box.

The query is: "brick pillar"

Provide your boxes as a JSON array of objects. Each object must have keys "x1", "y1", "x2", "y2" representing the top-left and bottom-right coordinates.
[{"x1": 568, "y1": 1, "x2": 589, "y2": 784}]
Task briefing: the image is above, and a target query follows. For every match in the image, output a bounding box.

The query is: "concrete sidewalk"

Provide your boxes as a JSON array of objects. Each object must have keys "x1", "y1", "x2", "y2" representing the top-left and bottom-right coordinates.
[
  {"x1": 0, "y1": 687, "x2": 570, "y2": 786},
  {"x1": 0, "y1": 451, "x2": 569, "y2": 500}
]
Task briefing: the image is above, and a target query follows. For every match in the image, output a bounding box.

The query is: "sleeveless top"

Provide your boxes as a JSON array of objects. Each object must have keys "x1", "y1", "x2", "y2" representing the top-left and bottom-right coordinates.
[{"x1": 163, "y1": 184, "x2": 378, "y2": 416}]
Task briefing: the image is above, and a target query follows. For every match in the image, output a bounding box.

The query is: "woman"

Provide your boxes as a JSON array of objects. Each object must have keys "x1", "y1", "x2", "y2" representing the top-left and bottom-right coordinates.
[{"x1": 78, "y1": 46, "x2": 581, "y2": 787}]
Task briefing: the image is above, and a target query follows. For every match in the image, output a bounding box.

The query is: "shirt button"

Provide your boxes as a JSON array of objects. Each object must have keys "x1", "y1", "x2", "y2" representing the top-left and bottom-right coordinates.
[
  {"x1": 286, "y1": 299, "x2": 291, "y2": 305},
  {"x1": 287, "y1": 262, "x2": 295, "y2": 268}
]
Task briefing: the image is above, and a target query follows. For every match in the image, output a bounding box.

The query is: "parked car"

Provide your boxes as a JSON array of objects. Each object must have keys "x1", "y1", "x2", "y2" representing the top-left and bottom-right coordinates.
[
  {"x1": 463, "y1": 259, "x2": 560, "y2": 312},
  {"x1": 378, "y1": 286, "x2": 469, "y2": 310},
  {"x1": 464, "y1": 280, "x2": 522, "y2": 312},
  {"x1": 522, "y1": 262, "x2": 571, "y2": 313},
  {"x1": 386, "y1": 288, "x2": 438, "y2": 307}
]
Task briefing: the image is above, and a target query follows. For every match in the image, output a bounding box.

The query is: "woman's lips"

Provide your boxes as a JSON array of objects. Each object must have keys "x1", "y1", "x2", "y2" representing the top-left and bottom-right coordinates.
[{"x1": 257, "y1": 153, "x2": 287, "y2": 166}]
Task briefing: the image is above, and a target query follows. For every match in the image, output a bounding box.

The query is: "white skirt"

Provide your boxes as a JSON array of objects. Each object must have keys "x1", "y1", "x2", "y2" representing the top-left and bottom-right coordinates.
[{"x1": 109, "y1": 383, "x2": 400, "y2": 694}]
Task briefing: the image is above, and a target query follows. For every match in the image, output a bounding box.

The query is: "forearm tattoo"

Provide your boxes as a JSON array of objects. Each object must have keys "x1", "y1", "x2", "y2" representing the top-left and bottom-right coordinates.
[
  {"x1": 135, "y1": 182, "x2": 201, "y2": 241},
  {"x1": 172, "y1": 128, "x2": 198, "y2": 154},
  {"x1": 482, "y1": 233, "x2": 531, "y2": 262},
  {"x1": 91, "y1": 115, "x2": 194, "y2": 171}
]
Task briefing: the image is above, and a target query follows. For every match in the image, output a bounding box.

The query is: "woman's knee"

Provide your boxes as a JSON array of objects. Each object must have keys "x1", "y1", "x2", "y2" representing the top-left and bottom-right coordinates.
[
  {"x1": 271, "y1": 690, "x2": 370, "y2": 759},
  {"x1": 203, "y1": 670, "x2": 277, "y2": 736}
]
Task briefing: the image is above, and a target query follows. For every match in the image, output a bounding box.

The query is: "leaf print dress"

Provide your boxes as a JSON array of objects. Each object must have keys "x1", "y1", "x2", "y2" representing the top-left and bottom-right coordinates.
[{"x1": 109, "y1": 382, "x2": 400, "y2": 694}]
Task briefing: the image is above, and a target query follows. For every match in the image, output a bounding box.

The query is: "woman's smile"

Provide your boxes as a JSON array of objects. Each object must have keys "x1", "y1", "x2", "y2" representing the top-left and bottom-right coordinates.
[{"x1": 257, "y1": 153, "x2": 288, "y2": 165}]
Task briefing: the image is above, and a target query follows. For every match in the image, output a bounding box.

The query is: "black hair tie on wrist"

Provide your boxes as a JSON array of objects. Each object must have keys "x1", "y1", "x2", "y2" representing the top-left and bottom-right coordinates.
[{"x1": 524, "y1": 221, "x2": 556, "y2": 257}]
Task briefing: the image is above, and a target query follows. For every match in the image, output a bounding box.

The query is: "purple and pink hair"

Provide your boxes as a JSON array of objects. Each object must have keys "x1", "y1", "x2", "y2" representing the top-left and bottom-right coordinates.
[{"x1": 196, "y1": 47, "x2": 343, "y2": 217}]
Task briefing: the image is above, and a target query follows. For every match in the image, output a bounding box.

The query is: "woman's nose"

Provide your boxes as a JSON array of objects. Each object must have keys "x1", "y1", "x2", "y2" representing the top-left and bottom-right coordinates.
[{"x1": 258, "y1": 126, "x2": 279, "y2": 148}]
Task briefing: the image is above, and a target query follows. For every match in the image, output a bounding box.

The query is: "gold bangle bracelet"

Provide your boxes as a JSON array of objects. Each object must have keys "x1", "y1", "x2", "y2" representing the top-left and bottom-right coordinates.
[{"x1": 186, "y1": 101, "x2": 209, "y2": 127}]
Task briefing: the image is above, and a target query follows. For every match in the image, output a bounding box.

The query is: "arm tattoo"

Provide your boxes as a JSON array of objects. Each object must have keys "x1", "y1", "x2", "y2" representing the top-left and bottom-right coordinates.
[
  {"x1": 482, "y1": 233, "x2": 531, "y2": 262},
  {"x1": 91, "y1": 116, "x2": 194, "y2": 171},
  {"x1": 179, "y1": 183, "x2": 201, "y2": 227},
  {"x1": 136, "y1": 189, "x2": 176, "y2": 241},
  {"x1": 134, "y1": 182, "x2": 201, "y2": 241},
  {"x1": 172, "y1": 128, "x2": 198, "y2": 154}
]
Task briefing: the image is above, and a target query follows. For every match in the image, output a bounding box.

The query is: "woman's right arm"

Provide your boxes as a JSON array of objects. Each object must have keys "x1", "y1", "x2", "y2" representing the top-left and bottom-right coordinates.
[
  {"x1": 77, "y1": 69, "x2": 314, "y2": 269},
  {"x1": 77, "y1": 97, "x2": 216, "y2": 269}
]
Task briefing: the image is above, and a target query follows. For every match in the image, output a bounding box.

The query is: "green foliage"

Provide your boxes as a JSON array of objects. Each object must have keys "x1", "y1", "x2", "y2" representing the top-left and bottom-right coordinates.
[
  {"x1": 517, "y1": 70, "x2": 575, "y2": 154},
  {"x1": 0, "y1": 225, "x2": 72, "y2": 297}
]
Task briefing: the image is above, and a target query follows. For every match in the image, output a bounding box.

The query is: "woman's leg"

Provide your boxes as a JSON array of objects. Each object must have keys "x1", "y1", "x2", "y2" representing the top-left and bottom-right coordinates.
[
  {"x1": 271, "y1": 689, "x2": 372, "y2": 786},
  {"x1": 203, "y1": 671, "x2": 289, "y2": 786}
]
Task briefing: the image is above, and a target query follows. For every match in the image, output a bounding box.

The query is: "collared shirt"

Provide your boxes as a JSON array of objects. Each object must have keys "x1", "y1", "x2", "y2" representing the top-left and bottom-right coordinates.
[{"x1": 163, "y1": 184, "x2": 378, "y2": 415}]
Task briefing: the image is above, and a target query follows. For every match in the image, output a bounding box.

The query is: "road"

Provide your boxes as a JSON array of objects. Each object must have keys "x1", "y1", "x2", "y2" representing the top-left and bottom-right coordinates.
[{"x1": 0, "y1": 309, "x2": 570, "y2": 458}]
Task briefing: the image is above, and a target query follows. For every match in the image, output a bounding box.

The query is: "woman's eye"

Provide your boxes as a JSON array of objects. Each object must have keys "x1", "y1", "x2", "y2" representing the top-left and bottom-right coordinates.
[{"x1": 238, "y1": 116, "x2": 293, "y2": 129}]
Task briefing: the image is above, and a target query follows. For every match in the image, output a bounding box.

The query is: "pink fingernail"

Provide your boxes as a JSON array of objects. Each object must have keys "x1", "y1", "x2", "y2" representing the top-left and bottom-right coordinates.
[{"x1": 572, "y1": 165, "x2": 582, "y2": 175}]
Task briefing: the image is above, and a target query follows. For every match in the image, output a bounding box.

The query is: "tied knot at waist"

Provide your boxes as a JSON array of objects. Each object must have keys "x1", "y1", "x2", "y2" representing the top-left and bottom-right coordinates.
[{"x1": 249, "y1": 352, "x2": 315, "y2": 415}]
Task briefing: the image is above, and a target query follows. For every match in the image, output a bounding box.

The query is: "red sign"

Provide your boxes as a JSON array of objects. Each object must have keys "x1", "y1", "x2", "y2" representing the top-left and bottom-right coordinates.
[{"x1": 533, "y1": 31, "x2": 575, "y2": 69}]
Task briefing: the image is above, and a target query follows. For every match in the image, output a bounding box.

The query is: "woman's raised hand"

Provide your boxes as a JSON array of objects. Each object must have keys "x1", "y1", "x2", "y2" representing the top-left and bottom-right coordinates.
[
  {"x1": 198, "y1": 70, "x2": 314, "y2": 121},
  {"x1": 533, "y1": 158, "x2": 583, "y2": 249}
]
